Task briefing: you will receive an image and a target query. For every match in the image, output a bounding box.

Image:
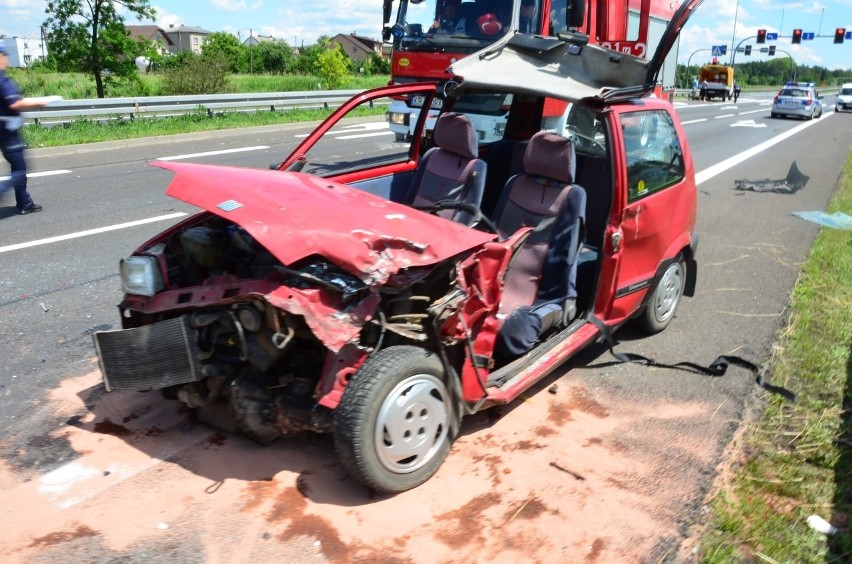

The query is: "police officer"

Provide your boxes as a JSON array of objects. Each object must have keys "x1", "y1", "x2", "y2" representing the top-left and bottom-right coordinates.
[{"x1": 1, "y1": 41, "x2": 48, "y2": 215}]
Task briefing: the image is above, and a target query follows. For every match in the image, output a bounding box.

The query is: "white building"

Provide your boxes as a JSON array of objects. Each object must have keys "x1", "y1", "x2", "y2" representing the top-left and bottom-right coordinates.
[{"x1": 0, "y1": 35, "x2": 47, "y2": 68}]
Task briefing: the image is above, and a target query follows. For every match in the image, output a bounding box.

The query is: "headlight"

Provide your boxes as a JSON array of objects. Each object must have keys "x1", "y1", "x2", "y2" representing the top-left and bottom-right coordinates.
[
  {"x1": 387, "y1": 112, "x2": 407, "y2": 125},
  {"x1": 120, "y1": 256, "x2": 164, "y2": 297}
]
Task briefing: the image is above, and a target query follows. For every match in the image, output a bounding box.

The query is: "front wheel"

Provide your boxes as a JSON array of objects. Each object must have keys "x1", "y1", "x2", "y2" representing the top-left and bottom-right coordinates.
[
  {"x1": 334, "y1": 346, "x2": 460, "y2": 493},
  {"x1": 636, "y1": 257, "x2": 686, "y2": 334}
]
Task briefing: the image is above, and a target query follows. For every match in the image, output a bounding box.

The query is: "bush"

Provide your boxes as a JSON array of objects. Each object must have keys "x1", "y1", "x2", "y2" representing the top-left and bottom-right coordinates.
[{"x1": 161, "y1": 54, "x2": 232, "y2": 95}]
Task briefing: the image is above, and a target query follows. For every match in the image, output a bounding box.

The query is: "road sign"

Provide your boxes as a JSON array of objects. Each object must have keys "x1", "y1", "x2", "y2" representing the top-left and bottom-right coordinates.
[
  {"x1": 766, "y1": 32, "x2": 778, "y2": 41},
  {"x1": 803, "y1": 32, "x2": 815, "y2": 40},
  {"x1": 847, "y1": 30, "x2": 852, "y2": 40},
  {"x1": 711, "y1": 45, "x2": 726, "y2": 56}
]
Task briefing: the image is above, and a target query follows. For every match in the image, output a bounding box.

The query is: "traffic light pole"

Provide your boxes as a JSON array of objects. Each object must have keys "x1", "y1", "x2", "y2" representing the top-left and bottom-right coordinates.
[
  {"x1": 730, "y1": 35, "x2": 756, "y2": 67},
  {"x1": 773, "y1": 49, "x2": 797, "y2": 82},
  {"x1": 686, "y1": 48, "x2": 711, "y2": 85}
]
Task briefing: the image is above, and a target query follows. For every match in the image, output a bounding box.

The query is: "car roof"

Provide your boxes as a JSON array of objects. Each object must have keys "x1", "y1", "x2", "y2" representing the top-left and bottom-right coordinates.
[{"x1": 448, "y1": 0, "x2": 705, "y2": 104}]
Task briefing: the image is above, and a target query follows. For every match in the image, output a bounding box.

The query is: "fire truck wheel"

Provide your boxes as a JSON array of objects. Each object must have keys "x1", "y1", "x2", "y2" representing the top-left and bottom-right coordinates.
[{"x1": 334, "y1": 346, "x2": 460, "y2": 493}]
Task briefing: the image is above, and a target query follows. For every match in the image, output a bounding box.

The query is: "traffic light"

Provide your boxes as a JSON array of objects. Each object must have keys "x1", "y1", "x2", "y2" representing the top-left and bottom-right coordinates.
[
  {"x1": 757, "y1": 29, "x2": 766, "y2": 44},
  {"x1": 836, "y1": 28, "x2": 846, "y2": 44},
  {"x1": 792, "y1": 29, "x2": 802, "y2": 44},
  {"x1": 768, "y1": 45, "x2": 776, "y2": 56},
  {"x1": 744, "y1": 45, "x2": 752, "y2": 55}
]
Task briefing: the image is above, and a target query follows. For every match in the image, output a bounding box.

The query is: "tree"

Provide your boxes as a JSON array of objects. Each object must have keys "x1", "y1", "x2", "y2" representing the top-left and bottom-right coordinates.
[
  {"x1": 44, "y1": 0, "x2": 156, "y2": 98},
  {"x1": 316, "y1": 43, "x2": 350, "y2": 89},
  {"x1": 257, "y1": 40, "x2": 295, "y2": 75},
  {"x1": 202, "y1": 31, "x2": 246, "y2": 73}
]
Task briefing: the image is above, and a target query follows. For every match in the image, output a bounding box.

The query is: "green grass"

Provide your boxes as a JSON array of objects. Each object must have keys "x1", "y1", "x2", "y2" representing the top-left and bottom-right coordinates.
[
  {"x1": 7, "y1": 69, "x2": 389, "y2": 99},
  {"x1": 697, "y1": 152, "x2": 852, "y2": 562},
  {"x1": 21, "y1": 104, "x2": 387, "y2": 148},
  {"x1": 10, "y1": 70, "x2": 391, "y2": 148}
]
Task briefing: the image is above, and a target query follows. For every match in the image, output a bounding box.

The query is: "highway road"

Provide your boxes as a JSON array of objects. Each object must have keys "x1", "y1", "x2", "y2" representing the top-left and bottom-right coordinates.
[{"x1": 0, "y1": 94, "x2": 849, "y2": 561}]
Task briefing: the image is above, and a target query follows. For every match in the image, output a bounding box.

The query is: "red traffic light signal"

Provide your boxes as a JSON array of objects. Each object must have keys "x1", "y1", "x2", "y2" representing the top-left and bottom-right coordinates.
[
  {"x1": 792, "y1": 28, "x2": 802, "y2": 44},
  {"x1": 836, "y1": 28, "x2": 846, "y2": 44},
  {"x1": 757, "y1": 29, "x2": 766, "y2": 44}
]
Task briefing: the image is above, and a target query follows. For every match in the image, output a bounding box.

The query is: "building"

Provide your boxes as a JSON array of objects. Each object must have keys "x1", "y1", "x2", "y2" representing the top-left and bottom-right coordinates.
[
  {"x1": 163, "y1": 25, "x2": 212, "y2": 55},
  {"x1": 0, "y1": 35, "x2": 46, "y2": 68},
  {"x1": 329, "y1": 33, "x2": 386, "y2": 61},
  {"x1": 242, "y1": 34, "x2": 277, "y2": 47},
  {"x1": 125, "y1": 25, "x2": 174, "y2": 56}
]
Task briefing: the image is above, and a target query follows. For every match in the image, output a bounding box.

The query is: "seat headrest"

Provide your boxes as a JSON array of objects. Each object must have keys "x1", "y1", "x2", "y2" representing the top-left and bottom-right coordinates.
[
  {"x1": 434, "y1": 112, "x2": 479, "y2": 159},
  {"x1": 522, "y1": 131, "x2": 576, "y2": 184}
]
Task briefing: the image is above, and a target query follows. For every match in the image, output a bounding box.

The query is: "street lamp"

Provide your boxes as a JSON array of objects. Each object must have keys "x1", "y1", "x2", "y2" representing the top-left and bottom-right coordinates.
[{"x1": 729, "y1": 0, "x2": 740, "y2": 65}]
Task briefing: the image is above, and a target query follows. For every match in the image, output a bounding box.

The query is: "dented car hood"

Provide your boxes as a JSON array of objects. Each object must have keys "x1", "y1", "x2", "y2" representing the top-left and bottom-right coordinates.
[{"x1": 154, "y1": 161, "x2": 496, "y2": 284}]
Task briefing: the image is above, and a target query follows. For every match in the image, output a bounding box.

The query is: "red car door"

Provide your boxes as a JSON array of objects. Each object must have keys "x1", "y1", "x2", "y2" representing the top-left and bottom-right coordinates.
[{"x1": 606, "y1": 102, "x2": 697, "y2": 323}]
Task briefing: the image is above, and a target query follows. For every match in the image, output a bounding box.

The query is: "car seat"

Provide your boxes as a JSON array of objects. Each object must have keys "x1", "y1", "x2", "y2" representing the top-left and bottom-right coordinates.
[
  {"x1": 404, "y1": 112, "x2": 487, "y2": 226},
  {"x1": 491, "y1": 131, "x2": 587, "y2": 359}
]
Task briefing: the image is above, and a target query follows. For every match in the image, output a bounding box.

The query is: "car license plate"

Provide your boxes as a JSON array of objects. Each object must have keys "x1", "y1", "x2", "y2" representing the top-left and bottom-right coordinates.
[
  {"x1": 784, "y1": 100, "x2": 799, "y2": 107},
  {"x1": 411, "y1": 95, "x2": 443, "y2": 109}
]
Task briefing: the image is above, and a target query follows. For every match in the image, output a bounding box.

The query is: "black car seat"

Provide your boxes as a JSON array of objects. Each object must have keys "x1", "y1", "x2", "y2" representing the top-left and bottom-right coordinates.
[
  {"x1": 491, "y1": 131, "x2": 587, "y2": 359},
  {"x1": 404, "y1": 112, "x2": 487, "y2": 226}
]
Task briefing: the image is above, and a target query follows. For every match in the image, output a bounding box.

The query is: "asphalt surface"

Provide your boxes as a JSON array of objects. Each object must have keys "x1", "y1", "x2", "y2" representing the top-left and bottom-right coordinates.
[{"x1": 1, "y1": 95, "x2": 850, "y2": 561}]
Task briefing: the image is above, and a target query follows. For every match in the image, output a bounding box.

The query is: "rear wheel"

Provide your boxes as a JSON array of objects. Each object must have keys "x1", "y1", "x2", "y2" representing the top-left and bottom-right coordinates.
[
  {"x1": 334, "y1": 346, "x2": 460, "y2": 493},
  {"x1": 636, "y1": 257, "x2": 686, "y2": 334}
]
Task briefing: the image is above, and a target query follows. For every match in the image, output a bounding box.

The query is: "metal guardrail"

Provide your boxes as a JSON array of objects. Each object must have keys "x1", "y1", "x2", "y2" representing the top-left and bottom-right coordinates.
[{"x1": 21, "y1": 90, "x2": 363, "y2": 123}]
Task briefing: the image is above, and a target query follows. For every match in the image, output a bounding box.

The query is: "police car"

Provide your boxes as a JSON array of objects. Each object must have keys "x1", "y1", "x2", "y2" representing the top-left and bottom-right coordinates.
[{"x1": 770, "y1": 81, "x2": 823, "y2": 120}]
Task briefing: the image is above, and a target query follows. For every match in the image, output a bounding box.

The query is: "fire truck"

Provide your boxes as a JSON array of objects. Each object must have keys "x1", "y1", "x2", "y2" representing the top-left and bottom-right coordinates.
[{"x1": 383, "y1": 0, "x2": 682, "y2": 142}]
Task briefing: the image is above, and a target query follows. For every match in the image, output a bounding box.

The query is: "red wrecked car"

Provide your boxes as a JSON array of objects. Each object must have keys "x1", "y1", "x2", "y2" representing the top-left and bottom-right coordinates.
[{"x1": 94, "y1": 1, "x2": 703, "y2": 492}]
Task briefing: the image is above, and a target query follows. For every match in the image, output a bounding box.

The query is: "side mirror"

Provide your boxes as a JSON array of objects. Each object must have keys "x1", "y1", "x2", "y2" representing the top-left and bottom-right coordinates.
[
  {"x1": 383, "y1": 0, "x2": 393, "y2": 25},
  {"x1": 567, "y1": 0, "x2": 586, "y2": 29}
]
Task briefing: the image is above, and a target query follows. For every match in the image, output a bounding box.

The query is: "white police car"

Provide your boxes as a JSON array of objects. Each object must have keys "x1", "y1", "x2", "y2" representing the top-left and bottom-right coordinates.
[
  {"x1": 771, "y1": 81, "x2": 823, "y2": 120},
  {"x1": 837, "y1": 83, "x2": 852, "y2": 112}
]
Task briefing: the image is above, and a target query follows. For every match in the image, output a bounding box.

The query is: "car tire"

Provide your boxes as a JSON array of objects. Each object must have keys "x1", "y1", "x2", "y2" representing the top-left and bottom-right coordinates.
[
  {"x1": 636, "y1": 256, "x2": 686, "y2": 334},
  {"x1": 334, "y1": 345, "x2": 460, "y2": 493},
  {"x1": 770, "y1": 112, "x2": 778, "y2": 118},
  {"x1": 394, "y1": 132, "x2": 406, "y2": 142}
]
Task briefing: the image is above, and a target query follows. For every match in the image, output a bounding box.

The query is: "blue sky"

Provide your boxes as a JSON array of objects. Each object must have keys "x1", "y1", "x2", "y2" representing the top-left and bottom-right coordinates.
[{"x1": 2, "y1": 0, "x2": 850, "y2": 70}]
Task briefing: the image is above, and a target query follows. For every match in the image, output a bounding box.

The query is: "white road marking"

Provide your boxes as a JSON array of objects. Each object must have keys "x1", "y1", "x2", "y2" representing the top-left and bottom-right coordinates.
[
  {"x1": 156, "y1": 146, "x2": 269, "y2": 161},
  {"x1": 0, "y1": 212, "x2": 188, "y2": 254},
  {"x1": 696, "y1": 113, "x2": 832, "y2": 186},
  {"x1": 335, "y1": 131, "x2": 395, "y2": 140},
  {"x1": 0, "y1": 169, "x2": 72, "y2": 182},
  {"x1": 715, "y1": 114, "x2": 736, "y2": 119},
  {"x1": 295, "y1": 122, "x2": 391, "y2": 138},
  {"x1": 730, "y1": 120, "x2": 766, "y2": 128},
  {"x1": 681, "y1": 118, "x2": 708, "y2": 125},
  {"x1": 738, "y1": 108, "x2": 769, "y2": 116}
]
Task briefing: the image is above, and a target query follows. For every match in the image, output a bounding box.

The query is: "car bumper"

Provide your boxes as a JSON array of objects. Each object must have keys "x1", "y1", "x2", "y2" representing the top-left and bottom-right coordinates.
[{"x1": 772, "y1": 104, "x2": 814, "y2": 117}]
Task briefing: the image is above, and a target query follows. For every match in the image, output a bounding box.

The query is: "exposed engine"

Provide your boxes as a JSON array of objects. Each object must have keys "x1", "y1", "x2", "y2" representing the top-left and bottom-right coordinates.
[{"x1": 98, "y1": 214, "x2": 463, "y2": 443}]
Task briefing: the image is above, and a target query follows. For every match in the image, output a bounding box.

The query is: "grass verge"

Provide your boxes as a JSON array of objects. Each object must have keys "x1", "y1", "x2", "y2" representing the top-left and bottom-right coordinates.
[
  {"x1": 696, "y1": 151, "x2": 852, "y2": 562},
  {"x1": 21, "y1": 104, "x2": 387, "y2": 149}
]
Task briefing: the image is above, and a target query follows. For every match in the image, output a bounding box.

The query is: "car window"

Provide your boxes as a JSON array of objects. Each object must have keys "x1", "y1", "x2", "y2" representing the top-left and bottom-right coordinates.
[
  {"x1": 621, "y1": 110, "x2": 685, "y2": 203},
  {"x1": 297, "y1": 94, "x2": 412, "y2": 177},
  {"x1": 565, "y1": 104, "x2": 607, "y2": 157},
  {"x1": 841, "y1": 88, "x2": 852, "y2": 96}
]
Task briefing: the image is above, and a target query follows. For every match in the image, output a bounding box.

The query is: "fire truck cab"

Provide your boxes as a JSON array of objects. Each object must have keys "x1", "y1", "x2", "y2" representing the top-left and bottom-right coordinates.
[{"x1": 384, "y1": 0, "x2": 682, "y2": 143}]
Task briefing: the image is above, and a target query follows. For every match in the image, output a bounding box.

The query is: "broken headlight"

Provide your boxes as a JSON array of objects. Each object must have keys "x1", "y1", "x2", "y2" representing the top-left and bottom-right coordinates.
[{"x1": 120, "y1": 256, "x2": 164, "y2": 297}]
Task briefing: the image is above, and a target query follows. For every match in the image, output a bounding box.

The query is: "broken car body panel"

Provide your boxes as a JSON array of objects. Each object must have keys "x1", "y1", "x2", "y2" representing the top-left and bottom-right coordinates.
[
  {"x1": 157, "y1": 161, "x2": 495, "y2": 283},
  {"x1": 95, "y1": 0, "x2": 705, "y2": 493}
]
